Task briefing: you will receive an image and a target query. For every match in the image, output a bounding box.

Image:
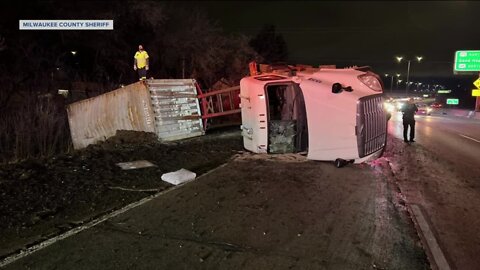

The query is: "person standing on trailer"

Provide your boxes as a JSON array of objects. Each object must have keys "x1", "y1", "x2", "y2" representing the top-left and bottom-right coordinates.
[
  {"x1": 133, "y1": 44, "x2": 149, "y2": 81},
  {"x1": 401, "y1": 98, "x2": 418, "y2": 143}
]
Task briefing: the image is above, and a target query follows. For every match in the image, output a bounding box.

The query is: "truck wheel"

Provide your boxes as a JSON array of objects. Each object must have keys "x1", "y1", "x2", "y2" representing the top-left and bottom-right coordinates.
[{"x1": 334, "y1": 159, "x2": 347, "y2": 168}]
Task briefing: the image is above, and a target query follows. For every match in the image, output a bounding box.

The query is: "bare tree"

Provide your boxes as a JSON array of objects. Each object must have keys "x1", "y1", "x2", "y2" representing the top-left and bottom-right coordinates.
[
  {"x1": 160, "y1": 7, "x2": 258, "y2": 87},
  {"x1": 249, "y1": 24, "x2": 288, "y2": 64},
  {"x1": 0, "y1": 35, "x2": 6, "y2": 52}
]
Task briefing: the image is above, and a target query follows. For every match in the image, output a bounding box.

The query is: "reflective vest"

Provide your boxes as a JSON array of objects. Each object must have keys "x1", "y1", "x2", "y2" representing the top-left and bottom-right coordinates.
[{"x1": 134, "y1": 51, "x2": 149, "y2": 69}]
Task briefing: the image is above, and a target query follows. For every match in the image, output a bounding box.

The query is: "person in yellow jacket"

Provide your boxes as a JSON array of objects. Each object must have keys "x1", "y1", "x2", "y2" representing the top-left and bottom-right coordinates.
[{"x1": 133, "y1": 44, "x2": 149, "y2": 80}]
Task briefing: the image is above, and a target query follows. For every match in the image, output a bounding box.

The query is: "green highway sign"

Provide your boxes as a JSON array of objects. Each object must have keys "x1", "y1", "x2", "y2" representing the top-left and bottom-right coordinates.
[
  {"x1": 437, "y1": 89, "x2": 451, "y2": 94},
  {"x1": 446, "y1": 98, "x2": 459, "y2": 105},
  {"x1": 454, "y1": 50, "x2": 480, "y2": 72}
]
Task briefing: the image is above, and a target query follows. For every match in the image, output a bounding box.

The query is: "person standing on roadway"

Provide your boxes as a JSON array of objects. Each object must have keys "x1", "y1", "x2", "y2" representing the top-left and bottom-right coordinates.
[
  {"x1": 133, "y1": 44, "x2": 149, "y2": 81},
  {"x1": 401, "y1": 98, "x2": 418, "y2": 143}
]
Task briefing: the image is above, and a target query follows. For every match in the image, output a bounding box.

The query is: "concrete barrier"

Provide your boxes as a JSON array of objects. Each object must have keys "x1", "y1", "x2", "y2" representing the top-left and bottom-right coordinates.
[{"x1": 435, "y1": 108, "x2": 480, "y2": 120}]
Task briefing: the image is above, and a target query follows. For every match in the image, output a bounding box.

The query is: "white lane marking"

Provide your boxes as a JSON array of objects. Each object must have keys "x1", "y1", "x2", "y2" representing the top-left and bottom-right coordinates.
[
  {"x1": 0, "y1": 163, "x2": 229, "y2": 268},
  {"x1": 459, "y1": 134, "x2": 480, "y2": 144},
  {"x1": 410, "y1": 205, "x2": 451, "y2": 270}
]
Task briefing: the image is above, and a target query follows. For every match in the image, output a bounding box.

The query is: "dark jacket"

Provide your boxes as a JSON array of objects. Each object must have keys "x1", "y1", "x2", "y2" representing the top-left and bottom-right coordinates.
[{"x1": 402, "y1": 103, "x2": 418, "y2": 122}]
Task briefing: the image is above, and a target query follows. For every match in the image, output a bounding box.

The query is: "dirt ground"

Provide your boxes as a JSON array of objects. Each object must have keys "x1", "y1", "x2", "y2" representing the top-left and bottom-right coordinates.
[
  {"x1": 1, "y1": 134, "x2": 428, "y2": 269},
  {"x1": 0, "y1": 128, "x2": 244, "y2": 259}
]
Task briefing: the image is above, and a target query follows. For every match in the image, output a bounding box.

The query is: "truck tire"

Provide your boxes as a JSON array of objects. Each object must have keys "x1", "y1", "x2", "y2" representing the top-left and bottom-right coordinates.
[{"x1": 334, "y1": 159, "x2": 347, "y2": 168}]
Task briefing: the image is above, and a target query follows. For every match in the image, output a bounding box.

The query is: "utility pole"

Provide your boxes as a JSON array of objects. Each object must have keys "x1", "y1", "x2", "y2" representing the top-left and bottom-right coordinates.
[
  {"x1": 182, "y1": 56, "x2": 185, "y2": 79},
  {"x1": 476, "y1": 72, "x2": 480, "y2": 112},
  {"x1": 405, "y1": 60, "x2": 411, "y2": 96},
  {"x1": 390, "y1": 76, "x2": 394, "y2": 93}
]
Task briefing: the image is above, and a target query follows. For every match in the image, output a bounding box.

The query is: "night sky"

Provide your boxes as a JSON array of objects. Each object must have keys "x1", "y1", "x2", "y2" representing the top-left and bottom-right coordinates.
[
  {"x1": 192, "y1": 1, "x2": 480, "y2": 92},
  {"x1": 2, "y1": 1, "x2": 480, "y2": 97}
]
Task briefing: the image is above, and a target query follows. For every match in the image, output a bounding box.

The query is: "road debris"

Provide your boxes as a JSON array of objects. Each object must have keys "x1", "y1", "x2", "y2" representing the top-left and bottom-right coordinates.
[
  {"x1": 161, "y1": 169, "x2": 196, "y2": 185},
  {"x1": 116, "y1": 160, "x2": 156, "y2": 170}
]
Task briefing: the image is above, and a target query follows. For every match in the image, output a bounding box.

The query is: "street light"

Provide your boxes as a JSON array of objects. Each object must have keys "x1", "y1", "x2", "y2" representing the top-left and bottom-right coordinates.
[
  {"x1": 384, "y1": 74, "x2": 393, "y2": 92},
  {"x1": 413, "y1": 82, "x2": 422, "y2": 92},
  {"x1": 396, "y1": 55, "x2": 423, "y2": 96},
  {"x1": 395, "y1": 74, "x2": 401, "y2": 90},
  {"x1": 384, "y1": 73, "x2": 400, "y2": 92}
]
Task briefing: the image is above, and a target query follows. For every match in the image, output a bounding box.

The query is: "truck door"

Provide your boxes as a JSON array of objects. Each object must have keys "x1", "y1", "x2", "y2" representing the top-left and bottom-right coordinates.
[{"x1": 265, "y1": 82, "x2": 308, "y2": 153}]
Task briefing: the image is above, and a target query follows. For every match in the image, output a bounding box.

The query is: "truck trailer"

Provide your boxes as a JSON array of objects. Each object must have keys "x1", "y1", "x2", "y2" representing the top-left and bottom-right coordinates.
[{"x1": 240, "y1": 64, "x2": 388, "y2": 167}]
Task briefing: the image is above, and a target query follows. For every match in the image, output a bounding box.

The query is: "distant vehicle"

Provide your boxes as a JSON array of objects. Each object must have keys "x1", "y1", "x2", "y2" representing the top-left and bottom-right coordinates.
[
  {"x1": 383, "y1": 100, "x2": 395, "y2": 113},
  {"x1": 416, "y1": 103, "x2": 432, "y2": 115},
  {"x1": 396, "y1": 101, "x2": 406, "y2": 111},
  {"x1": 431, "y1": 102, "x2": 443, "y2": 108}
]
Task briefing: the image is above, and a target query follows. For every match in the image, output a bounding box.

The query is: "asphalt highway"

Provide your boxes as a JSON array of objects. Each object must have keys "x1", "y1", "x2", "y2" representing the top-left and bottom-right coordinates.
[
  {"x1": 388, "y1": 111, "x2": 480, "y2": 176},
  {"x1": 387, "y1": 111, "x2": 480, "y2": 269}
]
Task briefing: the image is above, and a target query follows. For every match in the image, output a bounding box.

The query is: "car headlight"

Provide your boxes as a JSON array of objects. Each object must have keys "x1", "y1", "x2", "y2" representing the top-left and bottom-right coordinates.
[{"x1": 383, "y1": 103, "x2": 395, "y2": 113}]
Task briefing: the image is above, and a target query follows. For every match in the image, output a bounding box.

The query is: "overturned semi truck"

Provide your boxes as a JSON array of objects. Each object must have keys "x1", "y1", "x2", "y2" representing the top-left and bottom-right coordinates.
[
  {"x1": 240, "y1": 64, "x2": 388, "y2": 167},
  {"x1": 66, "y1": 64, "x2": 387, "y2": 167}
]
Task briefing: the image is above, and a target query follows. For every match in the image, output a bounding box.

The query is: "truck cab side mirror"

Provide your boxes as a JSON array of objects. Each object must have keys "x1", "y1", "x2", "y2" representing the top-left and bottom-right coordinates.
[
  {"x1": 332, "y1": 83, "x2": 353, "y2": 94},
  {"x1": 332, "y1": 83, "x2": 343, "y2": 94}
]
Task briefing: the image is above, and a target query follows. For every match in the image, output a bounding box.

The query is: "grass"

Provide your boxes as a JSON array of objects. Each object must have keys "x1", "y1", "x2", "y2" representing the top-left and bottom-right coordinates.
[{"x1": 0, "y1": 95, "x2": 72, "y2": 163}]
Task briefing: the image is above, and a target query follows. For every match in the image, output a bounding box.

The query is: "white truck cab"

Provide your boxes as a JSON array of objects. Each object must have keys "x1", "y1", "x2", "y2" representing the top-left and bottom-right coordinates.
[{"x1": 240, "y1": 64, "x2": 387, "y2": 167}]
